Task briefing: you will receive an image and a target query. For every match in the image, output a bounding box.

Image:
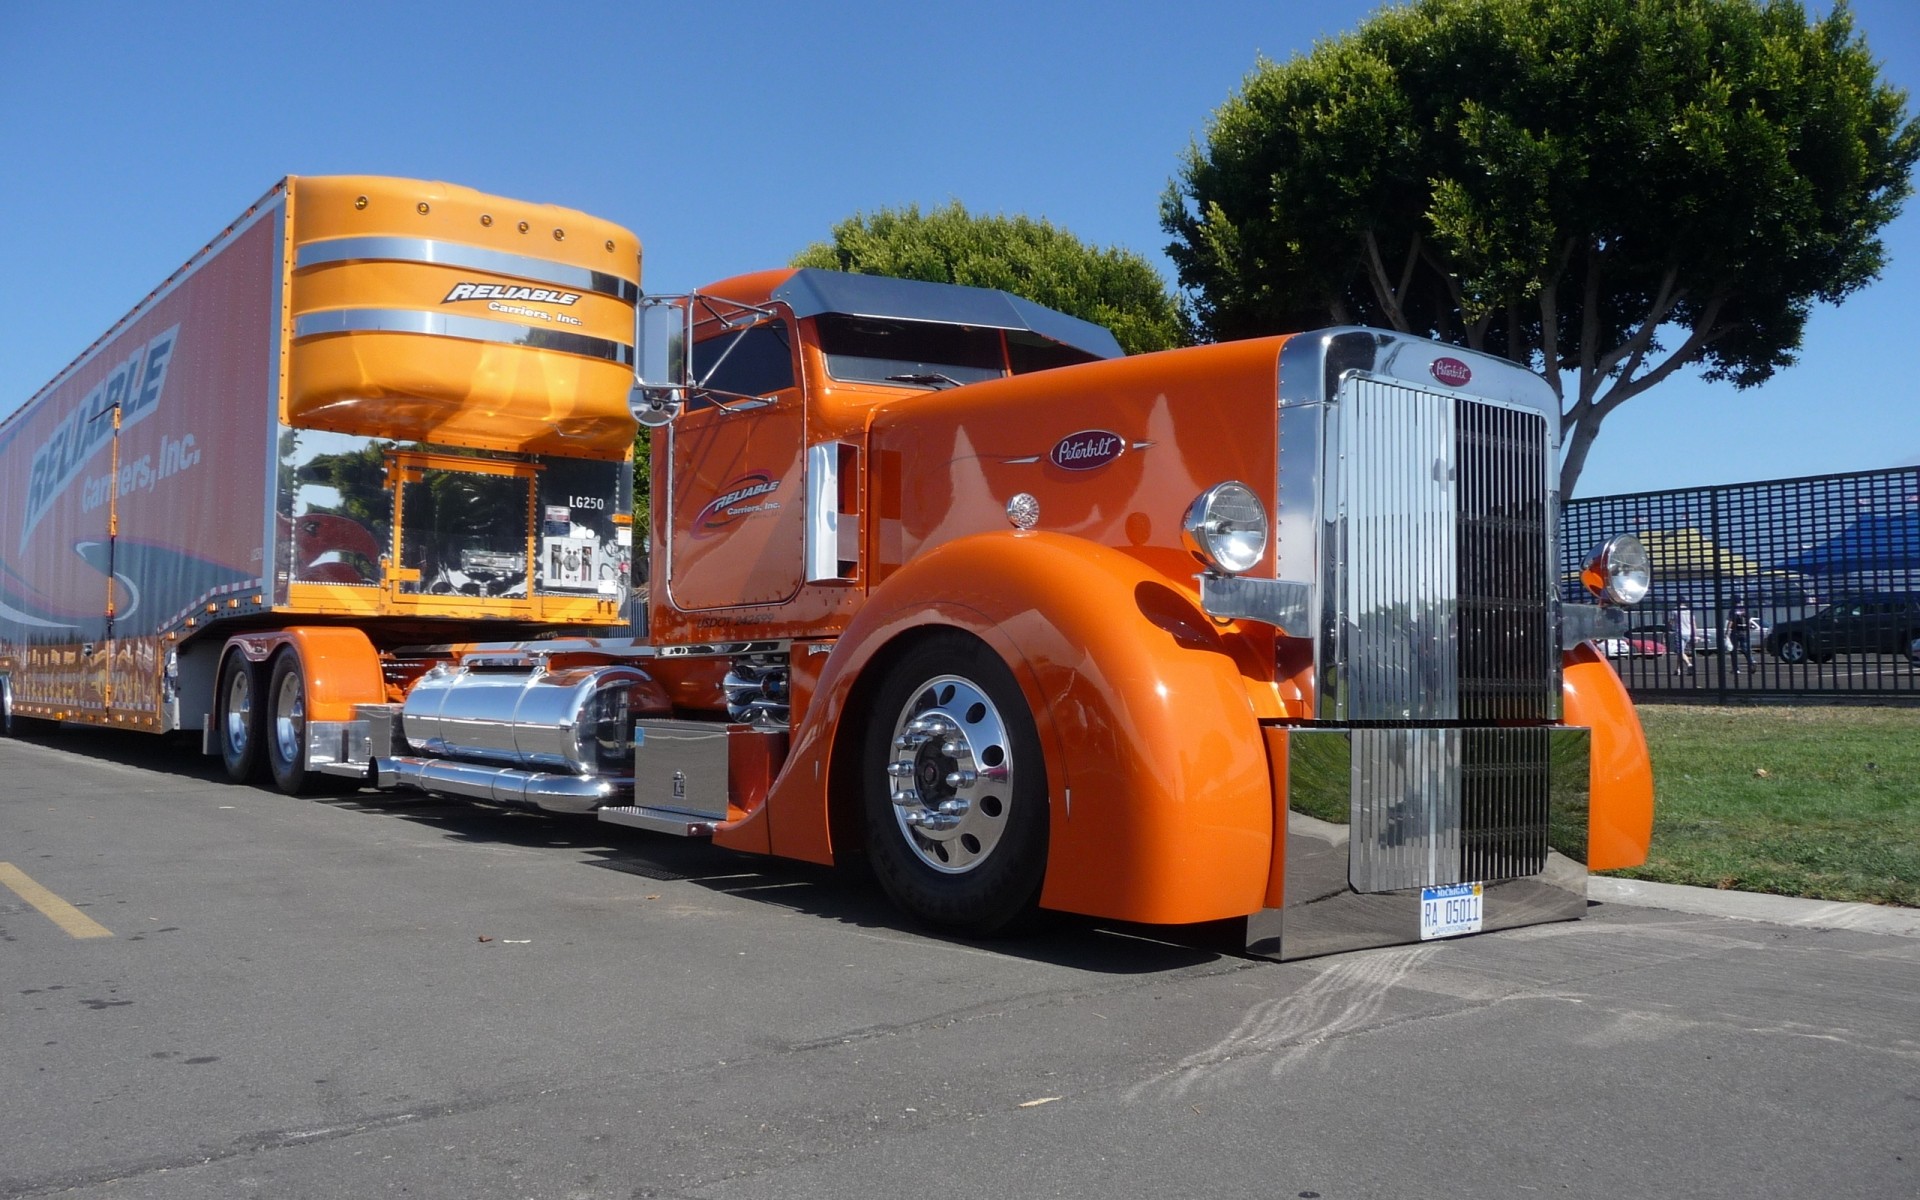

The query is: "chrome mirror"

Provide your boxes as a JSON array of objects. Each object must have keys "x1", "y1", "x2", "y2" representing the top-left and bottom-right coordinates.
[{"x1": 629, "y1": 298, "x2": 689, "y2": 428}]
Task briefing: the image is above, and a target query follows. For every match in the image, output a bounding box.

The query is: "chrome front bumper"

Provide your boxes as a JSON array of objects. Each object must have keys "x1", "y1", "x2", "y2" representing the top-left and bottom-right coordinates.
[{"x1": 1245, "y1": 724, "x2": 1592, "y2": 960}]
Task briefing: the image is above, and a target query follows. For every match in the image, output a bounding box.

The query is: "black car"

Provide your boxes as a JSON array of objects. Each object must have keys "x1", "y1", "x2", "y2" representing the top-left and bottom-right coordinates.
[{"x1": 1764, "y1": 594, "x2": 1920, "y2": 664}]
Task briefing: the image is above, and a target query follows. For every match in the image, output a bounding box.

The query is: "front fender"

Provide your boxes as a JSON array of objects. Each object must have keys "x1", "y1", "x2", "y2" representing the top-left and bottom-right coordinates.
[
  {"x1": 754, "y1": 531, "x2": 1275, "y2": 925},
  {"x1": 1562, "y1": 642, "x2": 1654, "y2": 870}
]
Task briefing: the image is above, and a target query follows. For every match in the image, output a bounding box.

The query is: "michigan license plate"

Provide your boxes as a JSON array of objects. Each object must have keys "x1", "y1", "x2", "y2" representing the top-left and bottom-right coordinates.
[{"x1": 1420, "y1": 882, "x2": 1484, "y2": 940}]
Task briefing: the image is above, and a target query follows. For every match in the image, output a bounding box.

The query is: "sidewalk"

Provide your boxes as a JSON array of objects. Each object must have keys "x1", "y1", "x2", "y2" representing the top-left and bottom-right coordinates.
[{"x1": 1590, "y1": 875, "x2": 1920, "y2": 938}]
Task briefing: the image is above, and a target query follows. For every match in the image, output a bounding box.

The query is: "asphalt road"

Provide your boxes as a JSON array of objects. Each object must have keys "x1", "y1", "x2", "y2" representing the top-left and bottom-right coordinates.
[{"x1": 2, "y1": 727, "x2": 1915, "y2": 1200}]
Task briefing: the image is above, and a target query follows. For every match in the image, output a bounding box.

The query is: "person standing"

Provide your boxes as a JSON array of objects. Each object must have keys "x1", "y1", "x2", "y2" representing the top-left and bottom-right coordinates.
[
  {"x1": 1726, "y1": 595, "x2": 1756, "y2": 673},
  {"x1": 1669, "y1": 604, "x2": 1697, "y2": 674}
]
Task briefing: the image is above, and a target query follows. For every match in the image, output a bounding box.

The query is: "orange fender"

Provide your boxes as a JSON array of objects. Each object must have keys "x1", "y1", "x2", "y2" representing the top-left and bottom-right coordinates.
[
  {"x1": 221, "y1": 627, "x2": 385, "y2": 721},
  {"x1": 1562, "y1": 642, "x2": 1654, "y2": 870},
  {"x1": 746, "y1": 531, "x2": 1275, "y2": 925}
]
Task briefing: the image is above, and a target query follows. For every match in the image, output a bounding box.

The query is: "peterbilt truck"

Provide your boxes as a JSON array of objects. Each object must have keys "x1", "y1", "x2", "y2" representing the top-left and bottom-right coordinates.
[{"x1": 1, "y1": 177, "x2": 1654, "y2": 959}]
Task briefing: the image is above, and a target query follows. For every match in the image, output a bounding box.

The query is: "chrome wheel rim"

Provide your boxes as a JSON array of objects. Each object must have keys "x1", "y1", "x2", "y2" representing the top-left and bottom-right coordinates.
[
  {"x1": 273, "y1": 670, "x2": 304, "y2": 766},
  {"x1": 1779, "y1": 640, "x2": 1805, "y2": 664},
  {"x1": 885, "y1": 674, "x2": 1013, "y2": 874},
  {"x1": 224, "y1": 668, "x2": 254, "y2": 756}
]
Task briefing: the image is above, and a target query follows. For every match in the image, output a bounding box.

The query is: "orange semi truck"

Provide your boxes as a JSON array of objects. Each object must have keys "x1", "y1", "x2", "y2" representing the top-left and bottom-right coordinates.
[{"x1": 1, "y1": 176, "x2": 1655, "y2": 959}]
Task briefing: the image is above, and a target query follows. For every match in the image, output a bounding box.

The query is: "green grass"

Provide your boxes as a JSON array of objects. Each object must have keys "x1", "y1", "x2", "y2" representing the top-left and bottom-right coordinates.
[{"x1": 1606, "y1": 704, "x2": 1920, "y2": 907}]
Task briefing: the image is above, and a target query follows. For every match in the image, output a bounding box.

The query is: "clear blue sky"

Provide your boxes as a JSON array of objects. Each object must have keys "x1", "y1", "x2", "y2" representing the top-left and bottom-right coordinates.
[{"x1": 3, "y1": 0, "x2": 1915, "y2": 499}]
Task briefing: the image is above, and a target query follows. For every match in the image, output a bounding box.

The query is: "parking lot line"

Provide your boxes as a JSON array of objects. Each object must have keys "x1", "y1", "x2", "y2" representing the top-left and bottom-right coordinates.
[{"x1": 0, "y1": 862, "x2": 113, "y2": 939}]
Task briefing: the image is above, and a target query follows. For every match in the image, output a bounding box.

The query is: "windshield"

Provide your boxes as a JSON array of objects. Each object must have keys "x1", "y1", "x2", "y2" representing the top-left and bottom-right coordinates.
[{"x1": 815, "y1": 314, "x2": 1005, "y2": 388}]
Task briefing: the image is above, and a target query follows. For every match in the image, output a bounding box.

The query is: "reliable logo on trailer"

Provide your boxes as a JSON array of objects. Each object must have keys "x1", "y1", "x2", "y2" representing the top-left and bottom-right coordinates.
[
  {"x1": 1049, "y1": 430, "x2": 1127, "y2": 471},
  {"x1": 694, "y1": 472, "x2": 783, "y2": 533},
  {"x1": 20, "y1": 324, "x2": 180, "y2": 553},
  {"x1": 1430, "y1": 357, "x2": 1473, "y2": 387},
  {"x1": 443, "y1": 283, "x2": 582, "y2": 306}
]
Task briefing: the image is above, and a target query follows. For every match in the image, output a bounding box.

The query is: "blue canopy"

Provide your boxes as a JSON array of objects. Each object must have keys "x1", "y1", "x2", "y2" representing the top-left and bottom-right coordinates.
[{"x1": 1779, "y1": 511, "x2": 1920, "y2": 574}]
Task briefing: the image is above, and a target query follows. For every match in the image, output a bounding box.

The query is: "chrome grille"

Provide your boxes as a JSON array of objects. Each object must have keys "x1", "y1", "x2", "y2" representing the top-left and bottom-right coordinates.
[
  {"x1": 1457, "y1": 403, "x2": 1553, "y2": 720},
  {"x1": 1349, "y1": 727, "x2": 1461, "y2": 892},
  {"x1": 1326, "y1": 378, "x2": 1554, "y2": 722},
  {"x1": 1347, "y1": 726, "x2": 1554, "y2": 892},
  {"x1": 1459, "y1": 727, "x2": 1552, "y2": 881}
]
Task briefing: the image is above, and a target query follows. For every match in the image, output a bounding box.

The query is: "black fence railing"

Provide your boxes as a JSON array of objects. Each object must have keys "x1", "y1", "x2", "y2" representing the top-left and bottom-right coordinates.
[{"x1": 1563, "y1": 467, "x2": 1920, "y2": 699}]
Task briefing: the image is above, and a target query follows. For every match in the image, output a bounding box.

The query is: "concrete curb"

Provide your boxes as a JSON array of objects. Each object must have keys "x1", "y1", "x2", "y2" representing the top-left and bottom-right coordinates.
[{"x1": 1589, "y1": 876, "x2": 1920, "y2": 939}]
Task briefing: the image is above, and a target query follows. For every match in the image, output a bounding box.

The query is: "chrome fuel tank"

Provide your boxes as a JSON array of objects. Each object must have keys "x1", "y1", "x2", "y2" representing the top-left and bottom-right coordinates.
[{"x1": 402, "y1": 661, "x2": 648, "y2": 776}]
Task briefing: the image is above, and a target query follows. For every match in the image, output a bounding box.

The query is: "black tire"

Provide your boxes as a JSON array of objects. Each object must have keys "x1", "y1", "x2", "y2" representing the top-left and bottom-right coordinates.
[
  {"x1": 1775, "y1": 636, "x2": 1808, "y2": 665},
  {"x1": 216, "y1": 652, "x2": 267, "y2": 783},
  {"x1": 861, "y1": 632, "x2": 1048, "y2": 935},
  {"x1": 265, "y1": 651, "x2": 316, "y2": 795}
]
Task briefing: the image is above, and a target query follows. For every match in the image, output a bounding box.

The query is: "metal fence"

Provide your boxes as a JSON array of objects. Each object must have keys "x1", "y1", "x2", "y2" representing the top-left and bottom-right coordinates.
[{"x1": 1562, "y1": 466, "x2": 1920, "y2": 699}]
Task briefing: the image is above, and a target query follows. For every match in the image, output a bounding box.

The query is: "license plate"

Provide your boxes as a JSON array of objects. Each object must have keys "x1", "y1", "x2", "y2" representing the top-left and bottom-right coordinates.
[{"x1": 1420, "y1": 882, "x2": 1484, "y2": 940}]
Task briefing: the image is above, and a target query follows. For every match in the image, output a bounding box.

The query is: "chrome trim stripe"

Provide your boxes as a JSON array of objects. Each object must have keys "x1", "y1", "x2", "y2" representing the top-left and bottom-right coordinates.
[
  {"x1": 295, "y1": 236, "x2": 638, "y2": 301},
  {"x1": 294, "y1": 308, "x2": 634, "y2": 366}
]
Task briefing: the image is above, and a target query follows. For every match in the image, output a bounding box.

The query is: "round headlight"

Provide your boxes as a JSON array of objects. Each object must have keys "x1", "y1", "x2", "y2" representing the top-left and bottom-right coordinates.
[
  {"x1": 1183, "y1": 481, "x2": 1269, "y2": 575},
  {"x1": 1582, "y1": 534, "x2": 1651, "y2": 606}
]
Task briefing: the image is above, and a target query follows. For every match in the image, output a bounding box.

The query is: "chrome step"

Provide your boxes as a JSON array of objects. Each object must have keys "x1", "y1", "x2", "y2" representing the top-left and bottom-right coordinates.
[{"x1": 597, "y1": 805, "x2": 718, "y2": 837}]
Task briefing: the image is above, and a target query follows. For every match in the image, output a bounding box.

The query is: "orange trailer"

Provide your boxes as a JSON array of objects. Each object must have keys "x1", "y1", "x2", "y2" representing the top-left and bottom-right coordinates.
[{"x1": 0, "y1": 176, "x2": 640, "y2": 791}]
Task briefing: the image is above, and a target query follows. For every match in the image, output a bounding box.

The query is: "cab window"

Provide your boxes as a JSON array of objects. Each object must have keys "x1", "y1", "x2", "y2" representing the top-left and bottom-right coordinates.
[
  {"x1": 691, "y1": 321, "x2": 795, "y2": 407},
  {"x1": 815, "y1": 314, "x2": 1004, "y2": 388}
]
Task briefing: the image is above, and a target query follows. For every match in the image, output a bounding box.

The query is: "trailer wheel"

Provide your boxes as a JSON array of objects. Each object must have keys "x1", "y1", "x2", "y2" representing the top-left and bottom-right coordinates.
[
  {"x1": 862, "y1": 633, "x2": 1048, "y2": 935},
  {"x1": 217, "y1": 653, "x2": 267, "y2": 783},
  {"x1": 266, "y1": 652, "x2": 316, "y2": 795}
]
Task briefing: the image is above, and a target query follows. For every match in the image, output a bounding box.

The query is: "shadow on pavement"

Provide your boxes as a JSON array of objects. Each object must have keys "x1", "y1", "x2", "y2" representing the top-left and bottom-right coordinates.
[{"x1": 5, "y1": 723, "x2": 1226, "y2": 975}]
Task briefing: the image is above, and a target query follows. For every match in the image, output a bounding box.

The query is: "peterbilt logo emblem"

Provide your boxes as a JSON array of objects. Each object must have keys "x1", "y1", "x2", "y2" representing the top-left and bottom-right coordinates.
[
  {"x1": 1430, "y1": 357, "x2": 1472, "y2": 387},
  {"x1": 1049, "y1": 430, "x2": 1126, "y2": 471}
]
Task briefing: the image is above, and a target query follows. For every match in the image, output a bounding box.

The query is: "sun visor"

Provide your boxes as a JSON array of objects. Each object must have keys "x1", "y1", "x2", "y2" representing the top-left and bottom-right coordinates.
[{"x1": 769, "y1": 269, "x2": 1124, "y2": 361}]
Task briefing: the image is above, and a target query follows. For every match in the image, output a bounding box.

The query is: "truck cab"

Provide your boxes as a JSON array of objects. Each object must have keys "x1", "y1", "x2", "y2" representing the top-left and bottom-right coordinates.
[
  {"x1": 641, "y1": 268, "x2": 1121, "y2": 646},
  {"x1": 564, "y1": 267, "x2": 1655, "y2": 956}
]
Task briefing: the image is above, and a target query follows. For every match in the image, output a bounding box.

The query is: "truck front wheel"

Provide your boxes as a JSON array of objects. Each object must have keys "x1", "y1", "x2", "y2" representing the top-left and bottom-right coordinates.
[
  {"x1": 862, "y1": 633, "x2": 1048, "y2": 935},
  {"x1": 266, "y1": 651, "x2": 316, "y2": 795},
  {"x1": 217, "y1": 653, "x2": 266, "y2": 783}
]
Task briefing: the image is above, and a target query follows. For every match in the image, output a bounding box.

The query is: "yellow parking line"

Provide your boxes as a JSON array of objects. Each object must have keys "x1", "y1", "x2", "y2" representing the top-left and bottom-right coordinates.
[{"x1": 0, "y1": 862, "x2": 113, "y2": 939}]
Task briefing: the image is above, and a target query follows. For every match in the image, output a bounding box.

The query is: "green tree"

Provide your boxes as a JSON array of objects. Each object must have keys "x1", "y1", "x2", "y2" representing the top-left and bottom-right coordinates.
[
  {"x1": 1162, "y1": 0, "x2": 1919, "y2": 496},
  {"x1": 794, "y1": 201, "x2": 1188, "y2": 355}
]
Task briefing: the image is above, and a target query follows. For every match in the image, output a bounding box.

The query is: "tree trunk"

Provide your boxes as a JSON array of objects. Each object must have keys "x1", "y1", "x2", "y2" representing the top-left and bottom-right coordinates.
[{"x1": 1559, "y1": 415, "x2": 1602, "y2": 499}]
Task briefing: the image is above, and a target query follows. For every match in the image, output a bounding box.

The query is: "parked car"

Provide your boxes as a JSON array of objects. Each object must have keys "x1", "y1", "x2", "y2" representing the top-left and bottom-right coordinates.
[
  {"x1": 1599, "y1": 634, "x2": 1667, "y2": 659},
  {"x1": 1763, "y1": 594, "x2": 1920, "y2": 664}
]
